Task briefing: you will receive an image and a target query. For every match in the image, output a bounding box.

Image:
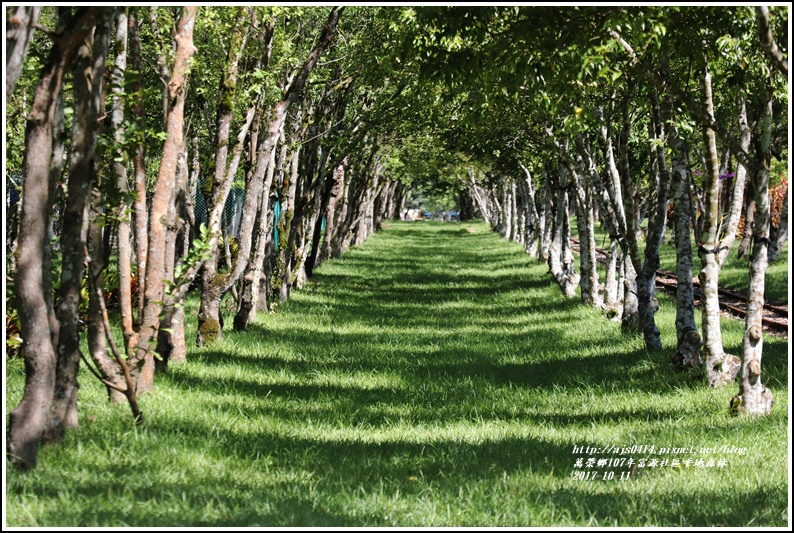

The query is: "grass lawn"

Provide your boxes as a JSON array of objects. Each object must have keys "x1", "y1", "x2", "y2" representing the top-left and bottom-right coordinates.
[{"x1": 4, "y1": 221, "x2": 789, "y2": 526}]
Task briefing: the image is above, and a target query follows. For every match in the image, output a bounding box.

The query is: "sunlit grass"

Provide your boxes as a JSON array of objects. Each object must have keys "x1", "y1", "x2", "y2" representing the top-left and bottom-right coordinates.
[{"x1": 5, "y1": 221, "x2": 789, "y2": 526}]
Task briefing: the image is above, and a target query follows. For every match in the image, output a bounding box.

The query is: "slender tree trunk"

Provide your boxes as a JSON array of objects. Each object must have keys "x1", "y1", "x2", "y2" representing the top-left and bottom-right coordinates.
[
  {"x1": 634, "y1": 91, "x2": 670, "y2": 351},
  {"x1": 518, "y1": 162, "x2": 540, "y2": 257},
  {"x1": 128, "y1": 9, "x2": 148, "y2": 327},
  {"x1": 699, "y1": 57, "x2": 740, "y2": 387},
  {"x1": 131, "y1": 6, "x2": 197, "y2": 392},
  {"x1": 234, "y1": 145, "x2": 277, "y2": 331},
  {"x1": 547, "y1": 164, "x2": 579, "y2": 298},
  {"x1": 48, "y1": 12, "x2": 112, "y2": 442},
  {"x1": 278, "y1": 140, "x2": 301, "y2": 302},
  {"x1": 87, "y1": 192, "x2": 128, "y2": 405},
  {"x1": 539, "y1": 171, "x2": 553, "y2": 262},
  {"x1": 156, "y1": 141, "x2": 190, "y2": 367},
  {"x1": 730, "y1": 87, "x2": 776, "y2": 416},
  {"x1": 305, "y1": 173, "x2": 332, "y2": 277},
  {"x1": 196, "y1": 8, "x2": 257, "y2": 344},
  {"x1": 108, "y1": 8, "x2": 135, "y2": 350},
  {"x1": 665, "y1": 97, "x2": 701, "y2": 370},
  {"x1": 604, "y1": 239, "x2": 621, "y2": 317},
  {"x1": 571, "y1": 139, "x2": 601, "y2": 307},
  {"x1": 596, "y1": 104, "x2": 633, "y2": 321},
  {"x1": 738, "y1": 184, "x2": 755, "y2": 259},
  {"x1": 321, "y1": 160, "x2": 346, "y2": 261}
]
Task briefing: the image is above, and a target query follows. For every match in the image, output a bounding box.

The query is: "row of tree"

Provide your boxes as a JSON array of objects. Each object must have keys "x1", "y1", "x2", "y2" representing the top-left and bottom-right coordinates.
[
  {"x1": 5, "y1": 6, "x2": 788, "y2": 470},
  {"x1": 5, "y1": 6, "x2": 410, "y2": 469},
  {"x1": 402, "y1": 7, "x2": 786, "y2": 416}
]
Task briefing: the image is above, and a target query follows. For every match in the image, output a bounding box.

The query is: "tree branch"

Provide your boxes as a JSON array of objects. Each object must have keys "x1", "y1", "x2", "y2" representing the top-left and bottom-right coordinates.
[
  {"x1": 755, "y1": 6, "x2": 788, "y2": 77},
  {"x1": 609, "y1": 29, "x2": 754, "y2": 170}
]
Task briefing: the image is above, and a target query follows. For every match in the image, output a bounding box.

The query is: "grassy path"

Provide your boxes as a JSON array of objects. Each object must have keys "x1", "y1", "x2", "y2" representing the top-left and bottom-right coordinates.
[{"x1": 5, "y1": 221, "x2": 789, "y2": 526}]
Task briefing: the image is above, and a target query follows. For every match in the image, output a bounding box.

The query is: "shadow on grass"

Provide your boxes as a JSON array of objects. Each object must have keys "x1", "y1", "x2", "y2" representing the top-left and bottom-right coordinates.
[{"x1": 7, "y1": 222, "x2": 787, "y2": 527}]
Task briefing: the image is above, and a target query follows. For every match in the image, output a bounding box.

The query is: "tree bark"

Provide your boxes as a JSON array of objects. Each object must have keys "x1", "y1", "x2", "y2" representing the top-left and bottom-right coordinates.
[
  {"x1": 518, "y1": 162, "x2": 540, "y2": 257},
  {"x1": 107, "y1": 8, "x2": 136, "y2": 350},
  {"x1": 277, "y1": 138, "x2": 301, "y2": 301},
  {"x1": 234, "y1": 145, "x2": 277, "y2": 331},
  {"x1": 571, "y1": 137, "x2": 601, "y2": 307},
  {"x1": 754, "y1": 6, "x2": 788, "y2": 77},
  {"x1": 196, "y1": 9, "x2": 258, "y2": 344},
  {"x1": 156, "y1": 140, "x2": 190, "y2": 367},
  {"x1": 737, "y1": 184, "x2": 755, "y2": 259},
  {"x1": 320, "y1": 160, "x2": 347, "y2": 261},
  {"x1": 634, "y1": 90, "x2": 670, "y2": 351},
  {"x1": 547, "y1": 162, "x2": 579, "y2": 298}
]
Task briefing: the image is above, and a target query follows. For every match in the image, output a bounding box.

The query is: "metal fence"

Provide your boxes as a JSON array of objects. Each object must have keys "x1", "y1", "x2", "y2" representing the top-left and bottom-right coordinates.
[{"x1": 193, "y1": 187, "x2": 246, "y2": 239}]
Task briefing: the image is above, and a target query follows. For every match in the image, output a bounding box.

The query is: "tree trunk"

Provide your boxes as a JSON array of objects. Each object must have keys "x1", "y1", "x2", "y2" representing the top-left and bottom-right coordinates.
[
  {"x1": 108, "y1": 8, "x2": 135, "y2": 350},
  {"x1": 305, "y1": 170, "x2": 333, "y2": 277},
  {"x1": 131, "y1": 6, "x2": 197, "y2": 392},
  {"x1": 730, "y1": 87, "x2": 776, "y2": 416},
  {"x1": 737, "y1": 184, "x2": 755, "y2": 259},
  {"x1": 665, "y1": 97, "x2": 701, "y2": 370},
  {"x1": 603, "y1": 95, "x2": 640, "y2": 333},
  {"x1": 321, "y1": 160, "x2": 347, "y2": 261},
  {"x1": 604, "y1": 239, "x2": 621, "y2": 317},
  {"x1": 6, "y1": 6, "x2": 42, "y2": 102},
  {"x1": 547, "y1": 164, "x2": 579, "y2": 298},
  {"x1": 156, "y1": 141, "x2": 190, "y2": 367},
  {"x1": 234, "y1": 145, "x2": 277, "y2": 331},
  {"x1": 538, "y1": 173, "x2": 553, "y2": 262},
  {"x1": 195, "y1": 9, "x2": 258, "y2": 344},
  {"x1": 570, "y1": 141, "x2": 601, "y2": 308},
  {"x1": 634, "y1": 91, "x2": 670, "y2": 351},
  {"x1": 128, "y1": 9, "x2": 148, "y2": 327},
  {"x1": 331, "y1": 164, "x2": 352, "y2": 258},
  {"x1": 48, "y1": 11, "x2": 112, "y2": 442},
  {"x1": 278, "y1": 141, "x2": 301, "y2": 302},
  {"x1": 699, "y1": 58, "x2": 740, "y2": 387},
  {"x1": 518, "y1": 162, "x2": 540, "y2": 257}
]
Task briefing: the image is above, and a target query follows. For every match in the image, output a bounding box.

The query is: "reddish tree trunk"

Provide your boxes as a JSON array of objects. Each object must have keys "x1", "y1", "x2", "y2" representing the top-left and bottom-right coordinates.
[{"x1": 131, "y1": 6, "x2": 197, "y2": 393}]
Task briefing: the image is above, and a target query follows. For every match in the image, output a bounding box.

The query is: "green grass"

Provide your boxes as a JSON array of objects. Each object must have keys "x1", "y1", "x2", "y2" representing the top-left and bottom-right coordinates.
[{"x1": 5, "y1": 221, "x2": 789, "y2": 526}]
